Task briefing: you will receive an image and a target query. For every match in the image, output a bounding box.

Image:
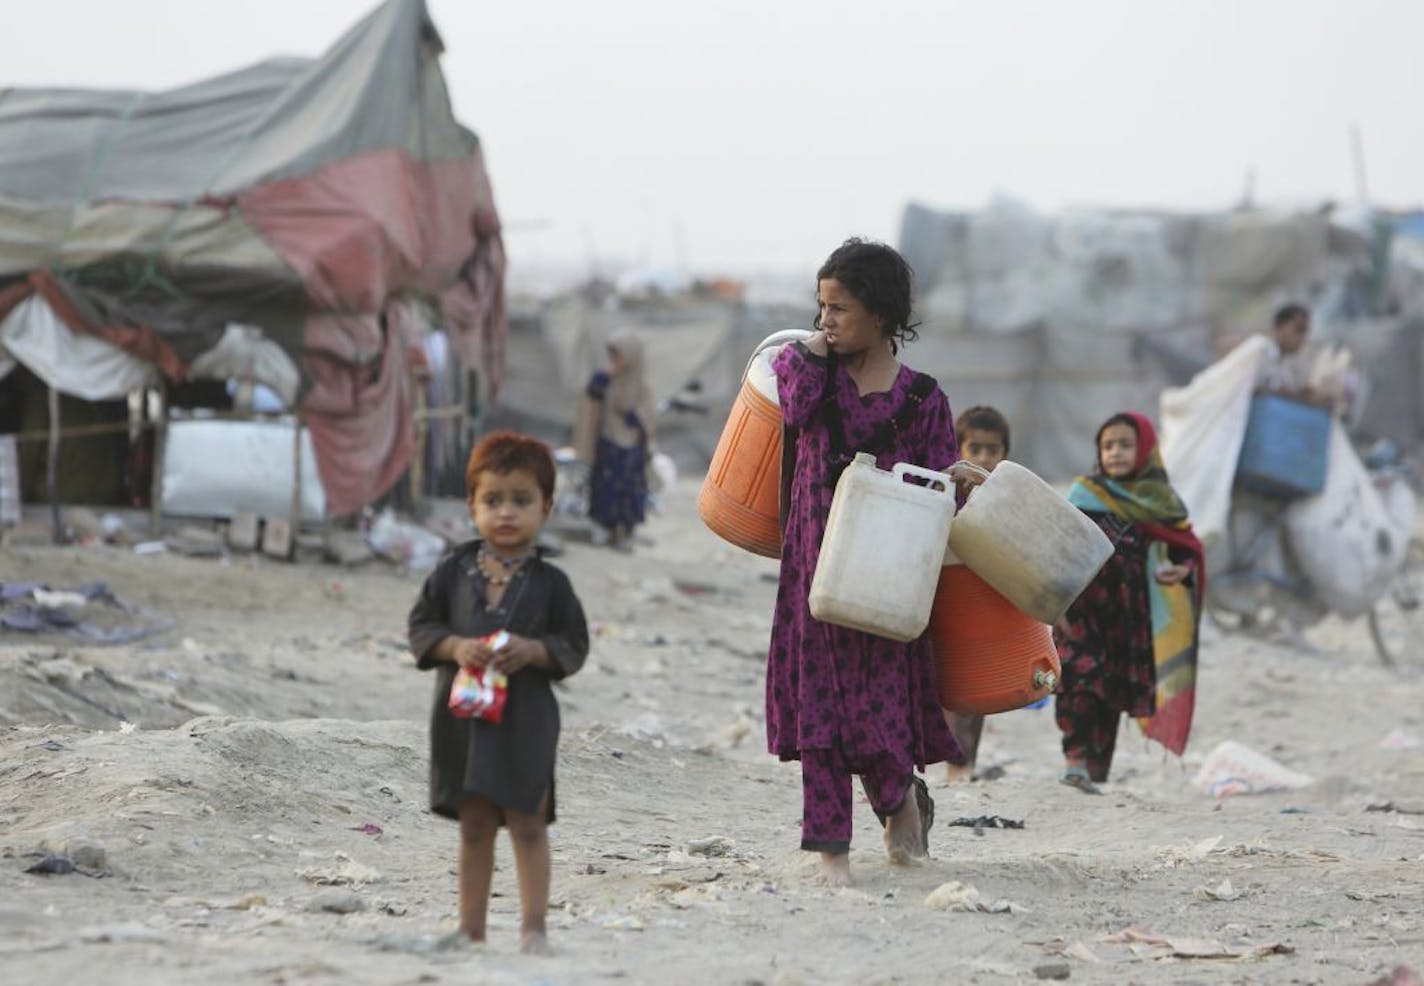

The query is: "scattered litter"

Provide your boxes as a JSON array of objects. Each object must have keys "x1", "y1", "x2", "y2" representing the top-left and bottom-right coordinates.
[
  {"x1": 0, "y1": 580, "x2": 169, "y2": 645},
  {"x1": 1379, "y1": 730, "x2": 1423, "y2": 752},
  {"x1": 686, "y1": 836, "x2": 733, "y2": 857},
  {"x1": 307, "y1": 889, "x2": 366, "y2": 914},
  {"x1": 1033, "y1": 962, "x2": 1071, "y2": 980},
  {"x1": 600, "y1": 914, "x2": 647, "y2": 931},
  {"x1": 33, "y1": 739, "x2": 65, "y2": 752},
  {"x1": 1193, "y1": 878, "x2": 1240, "y2": 902},
  {"x1": 948, "y1": 815, "x2": 1025, "y2": 836},
  {"x1": 133, "y1": 541, "x2": 167, "y2": 555},
  {"x1": 1193, "y1": 741, "x2": 1313, "y2": 798},
  {"x1": 1279, "y1": 806, "x2": 1309, "y2": 814},
  {"x1": 165, "y1": 525, "x2": 226, "y2": 558},
  {"x1": 925, "y1": 881, "x2": 981, "y2": 912},
  {"x1": 923, "y1": 880, "x2": 1021, "y2": 914},
  {"x1": 297, "y1": 857, "x2": 382, "y2": 887},
  {"x1": 118, "y1": 721, "x2": 138, "y2": 735},
  {"x1": 1100, "y1": 926, "x2": 1292, "y2": 960},
  {"x1": 1367, "y1": 801, "x2": 1424, "y2": 816},
  {"x1": 717, "y1": 717, "x2": 752, "y2": 749},
  {"x1": 32, "y1": 590, "x2": 90, "y2": 609},
  {"x1": 1368, "y1": 965, "x2": 1424, "y2": 986},
  {"x1": 1062, "y1": 942, "x2": 1101, "y2": 964},
  {"x1": 24, "y1": 854, "x2": 75, "y2": 876},
  {"x1": 366, "y1": 509, "x2": 446, "y2": 570},
  {"x1": 1154, "y1": 835, "x2": 1223, "y2": 867},
  {"x1": 353, "y1": 823, "x2": 383, "y2": 836}
]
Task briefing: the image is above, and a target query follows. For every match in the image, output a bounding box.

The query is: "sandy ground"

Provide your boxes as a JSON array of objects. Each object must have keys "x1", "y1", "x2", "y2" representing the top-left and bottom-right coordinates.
[{"x1": 2, "y1": 482, "x2": 1423, "y2": 985}]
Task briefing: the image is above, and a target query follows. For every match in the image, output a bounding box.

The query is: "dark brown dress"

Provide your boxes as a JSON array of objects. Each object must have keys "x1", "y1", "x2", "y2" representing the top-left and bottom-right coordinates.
[{"x1": 408, "y1": 541, "x2": 588, "y2": 822}]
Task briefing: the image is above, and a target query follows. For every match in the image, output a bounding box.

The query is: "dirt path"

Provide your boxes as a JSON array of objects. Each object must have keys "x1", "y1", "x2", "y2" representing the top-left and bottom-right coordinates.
[{"x1": 3, "y1": 484, "x2": 1423, "y2": 984}]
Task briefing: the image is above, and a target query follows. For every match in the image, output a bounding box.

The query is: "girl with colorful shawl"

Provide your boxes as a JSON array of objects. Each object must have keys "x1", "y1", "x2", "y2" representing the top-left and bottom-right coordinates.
[{"x1": 1054, "y1": 411, "x2": 1205, "y2": 794}]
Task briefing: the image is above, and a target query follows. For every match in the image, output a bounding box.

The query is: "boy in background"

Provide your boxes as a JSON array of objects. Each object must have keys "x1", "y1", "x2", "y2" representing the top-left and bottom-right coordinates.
[{"x1": 945, "y1": 406, "x2": 1011, "y2": 783}]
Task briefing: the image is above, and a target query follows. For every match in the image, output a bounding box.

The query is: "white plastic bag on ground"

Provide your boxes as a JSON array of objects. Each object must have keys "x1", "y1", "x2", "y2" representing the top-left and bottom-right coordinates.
[
  {"x1": 1193, "y1": 740, "x2": 1313, "y2": 798},
  {"x1": 366, "y1": 509, "x2": 447, "y2": 570},
  {"x1": 1284, "y1": 420, "x2": 1415, "y2": 618}
]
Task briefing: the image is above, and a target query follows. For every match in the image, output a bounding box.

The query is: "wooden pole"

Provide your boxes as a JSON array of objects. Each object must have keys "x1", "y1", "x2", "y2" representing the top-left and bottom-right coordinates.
[
  {"x1": 46, "y1": 386, "x2": 61, "y2": 544},
  {"x1": 148, "y1": 383, "x2": 167, "y2": 538},
  {"x1": 411, "y1": 387, "x2": 427, "y2": 506}
]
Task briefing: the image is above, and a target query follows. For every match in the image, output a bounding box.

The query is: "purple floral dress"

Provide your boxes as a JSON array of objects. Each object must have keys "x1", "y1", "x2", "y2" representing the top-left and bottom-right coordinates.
[{"x1": 767, "y1": 343, "x2": 961, "y2": 769}]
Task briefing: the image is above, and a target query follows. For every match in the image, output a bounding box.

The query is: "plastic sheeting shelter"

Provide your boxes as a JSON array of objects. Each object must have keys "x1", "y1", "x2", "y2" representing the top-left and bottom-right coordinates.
[
  {"x1": 899, "y1": 200, "x2": 1424, "y2": 480},
  {"x1": 0, "y1": 0, "x2": 506, "y2": 517}
]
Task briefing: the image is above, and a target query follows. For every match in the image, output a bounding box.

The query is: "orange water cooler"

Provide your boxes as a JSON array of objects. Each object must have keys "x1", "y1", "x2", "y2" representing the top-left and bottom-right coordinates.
[
  {"x1": 698, "y1": 330, "x2": 809, "y2": 558},
  {"x1": 930, "y1": 562, "x2": 1061, "y2": 715}
]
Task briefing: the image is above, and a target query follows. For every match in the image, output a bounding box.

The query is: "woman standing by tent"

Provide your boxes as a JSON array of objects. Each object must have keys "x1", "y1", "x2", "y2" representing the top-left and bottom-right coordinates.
[
  {"x1": 1055, "y1": 411, "x2": 1205, "y2": 794},
  {"x1": 574, "y1": 330, "x2": 655, "y2": 551}
]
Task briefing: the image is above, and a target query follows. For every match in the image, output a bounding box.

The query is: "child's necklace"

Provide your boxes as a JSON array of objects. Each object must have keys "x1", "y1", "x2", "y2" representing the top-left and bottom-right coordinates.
[{"x1": 477, "y1": 546, "x2": 533, "y2": 587}]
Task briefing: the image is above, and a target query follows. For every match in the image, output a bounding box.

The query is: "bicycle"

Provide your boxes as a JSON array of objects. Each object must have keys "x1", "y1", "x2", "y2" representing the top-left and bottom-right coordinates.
[{"x1": 1207, "y1": 475, "x2": 1421, "y2": 668}]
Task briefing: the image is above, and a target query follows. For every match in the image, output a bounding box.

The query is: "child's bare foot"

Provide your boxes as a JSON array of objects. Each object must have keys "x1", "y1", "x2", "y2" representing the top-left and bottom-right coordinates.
[
  {"x1": 944, "y1": 762, "x2": 973, "y2": 784},
  {"x1": 884, "y1": 781, "x2": 930, "y2": 864},
  {"x1": 520, "y1": 929, "x2": 552, "y2": 955},
  {"x1": 816, "y1": 851, "x2": 851, "y2": 887}
]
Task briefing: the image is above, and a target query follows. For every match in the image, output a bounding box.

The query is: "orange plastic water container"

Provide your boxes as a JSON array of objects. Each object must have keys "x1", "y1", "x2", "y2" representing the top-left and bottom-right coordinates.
[
  {"x1": 698, "y1": 330, "x2": 809, "y2": 558},
  {"x1": 930, "y1": 562, "x2": 1061, "y2": 715}
]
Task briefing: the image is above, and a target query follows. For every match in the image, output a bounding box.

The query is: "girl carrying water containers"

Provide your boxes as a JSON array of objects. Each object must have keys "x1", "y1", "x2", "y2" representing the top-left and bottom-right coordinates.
[
  {"x1": 1055, "y1": 412, "x2": 1205, "y2": 794},
  {"x1": 768, "y1": 238, "x2": 966, "y2": 887}
]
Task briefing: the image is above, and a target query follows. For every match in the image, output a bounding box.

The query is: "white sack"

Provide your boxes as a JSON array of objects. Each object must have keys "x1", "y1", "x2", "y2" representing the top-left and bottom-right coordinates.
[
  {"x1": 1284, "y1": 420, "x2": 1415, "y2": 618},
  {"x1": 1159, "y1": 335, "x2": 1274, "y2": 546},
  {"x1": 162, "y1": 417, "x2": 326, "y2": 522}
]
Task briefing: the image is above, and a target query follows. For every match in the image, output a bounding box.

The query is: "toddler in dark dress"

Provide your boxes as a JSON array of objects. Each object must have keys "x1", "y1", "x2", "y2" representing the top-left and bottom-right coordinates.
[{"x1": 408, "y1": 432, "x2": 589, "y2": 953}]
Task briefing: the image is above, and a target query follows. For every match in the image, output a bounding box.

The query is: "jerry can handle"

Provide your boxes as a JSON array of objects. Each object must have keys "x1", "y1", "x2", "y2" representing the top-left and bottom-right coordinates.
[
  {"x1": 947, "y1": 461, "x2": 991, "y2": 483},
  {"x1": 892, "y1": 462, "x2": 955, "y2": 493},
  {"x1": 743, "y1": 329, "x2": 813, "y2": 380}
]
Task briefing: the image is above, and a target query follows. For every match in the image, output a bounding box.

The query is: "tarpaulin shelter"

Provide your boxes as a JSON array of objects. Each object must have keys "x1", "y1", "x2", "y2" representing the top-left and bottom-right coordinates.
[
  {"x1": 898, "y1": 199, "x2": 1423, "y2": 480},
  {"x1": 0, "y1": 0, "x2": 506, "y2": 517}
]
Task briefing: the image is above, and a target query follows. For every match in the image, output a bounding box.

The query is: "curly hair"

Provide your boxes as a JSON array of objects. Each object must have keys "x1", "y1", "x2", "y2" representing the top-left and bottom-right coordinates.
[
  {"x1": 464, "y1": 431, "x2": 556, "y2": 502},
  {"x1": 815, "y1": 237, "x2": 921, "y2": 350}
]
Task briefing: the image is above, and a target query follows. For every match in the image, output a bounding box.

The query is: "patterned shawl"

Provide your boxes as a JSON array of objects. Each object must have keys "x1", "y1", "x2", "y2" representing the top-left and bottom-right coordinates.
[{"x1": 1066, "y1": 412, "x2": 1203, "y2": 757}]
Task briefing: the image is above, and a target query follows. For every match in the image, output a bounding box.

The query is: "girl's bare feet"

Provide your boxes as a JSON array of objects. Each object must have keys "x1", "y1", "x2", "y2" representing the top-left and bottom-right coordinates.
[
  {"x1": 884, "y1": 782, "x2": 929, "y2": 864},
  {"x1": 944, "y1": 762, "x2": 973, "y2": 784},
  {"x1": 520, "y1": 929, "x2": 552, "y2": 955},
  {"x1": 817, "y1": 851, "x2": 851, "y2": 887}
]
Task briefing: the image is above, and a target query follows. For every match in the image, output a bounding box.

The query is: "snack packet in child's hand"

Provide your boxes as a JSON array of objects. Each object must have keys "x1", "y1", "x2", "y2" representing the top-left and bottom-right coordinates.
[{"x1": 448, "y1": 631, "x2": 511, "y2": 722}]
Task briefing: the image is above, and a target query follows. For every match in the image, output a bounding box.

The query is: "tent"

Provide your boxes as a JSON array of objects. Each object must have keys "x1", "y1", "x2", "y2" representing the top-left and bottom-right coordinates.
[{"x1": 0, "y1": 0, "x2": 506, "y2": 517}]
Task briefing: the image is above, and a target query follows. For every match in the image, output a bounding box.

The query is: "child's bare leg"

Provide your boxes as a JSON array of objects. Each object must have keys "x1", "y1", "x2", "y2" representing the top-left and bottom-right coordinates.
[
  {"x1": 457, "y1": 798, "x2": 501, "y2": 941},
  {"x1": 505, "y1": 794, "x2": 552, "y2": 955},
  {"x1": 817, "y1": 851, "x2": 851, "y2": 887}
]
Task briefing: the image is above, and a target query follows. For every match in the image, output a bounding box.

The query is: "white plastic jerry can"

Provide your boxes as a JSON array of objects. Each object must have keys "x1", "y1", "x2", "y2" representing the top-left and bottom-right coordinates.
[
  {"x1": 947, "y1": 460, "x2": 1114, "y2": 625},
  {"x1": 809, "y1": 452, "x2": 957, "y2": 641}
]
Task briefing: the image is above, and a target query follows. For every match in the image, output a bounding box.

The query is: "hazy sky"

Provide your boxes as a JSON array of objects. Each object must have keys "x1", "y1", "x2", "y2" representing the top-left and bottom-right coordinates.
[{"x1": 6, "y1": 0, "x2": 1424, "y2": 279}]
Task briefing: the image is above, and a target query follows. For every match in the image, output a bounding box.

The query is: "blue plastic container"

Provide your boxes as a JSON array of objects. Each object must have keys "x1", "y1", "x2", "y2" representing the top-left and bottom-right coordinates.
[{"x1": 1234, "y1": 393, "x2": 1331, "y2": 498}]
